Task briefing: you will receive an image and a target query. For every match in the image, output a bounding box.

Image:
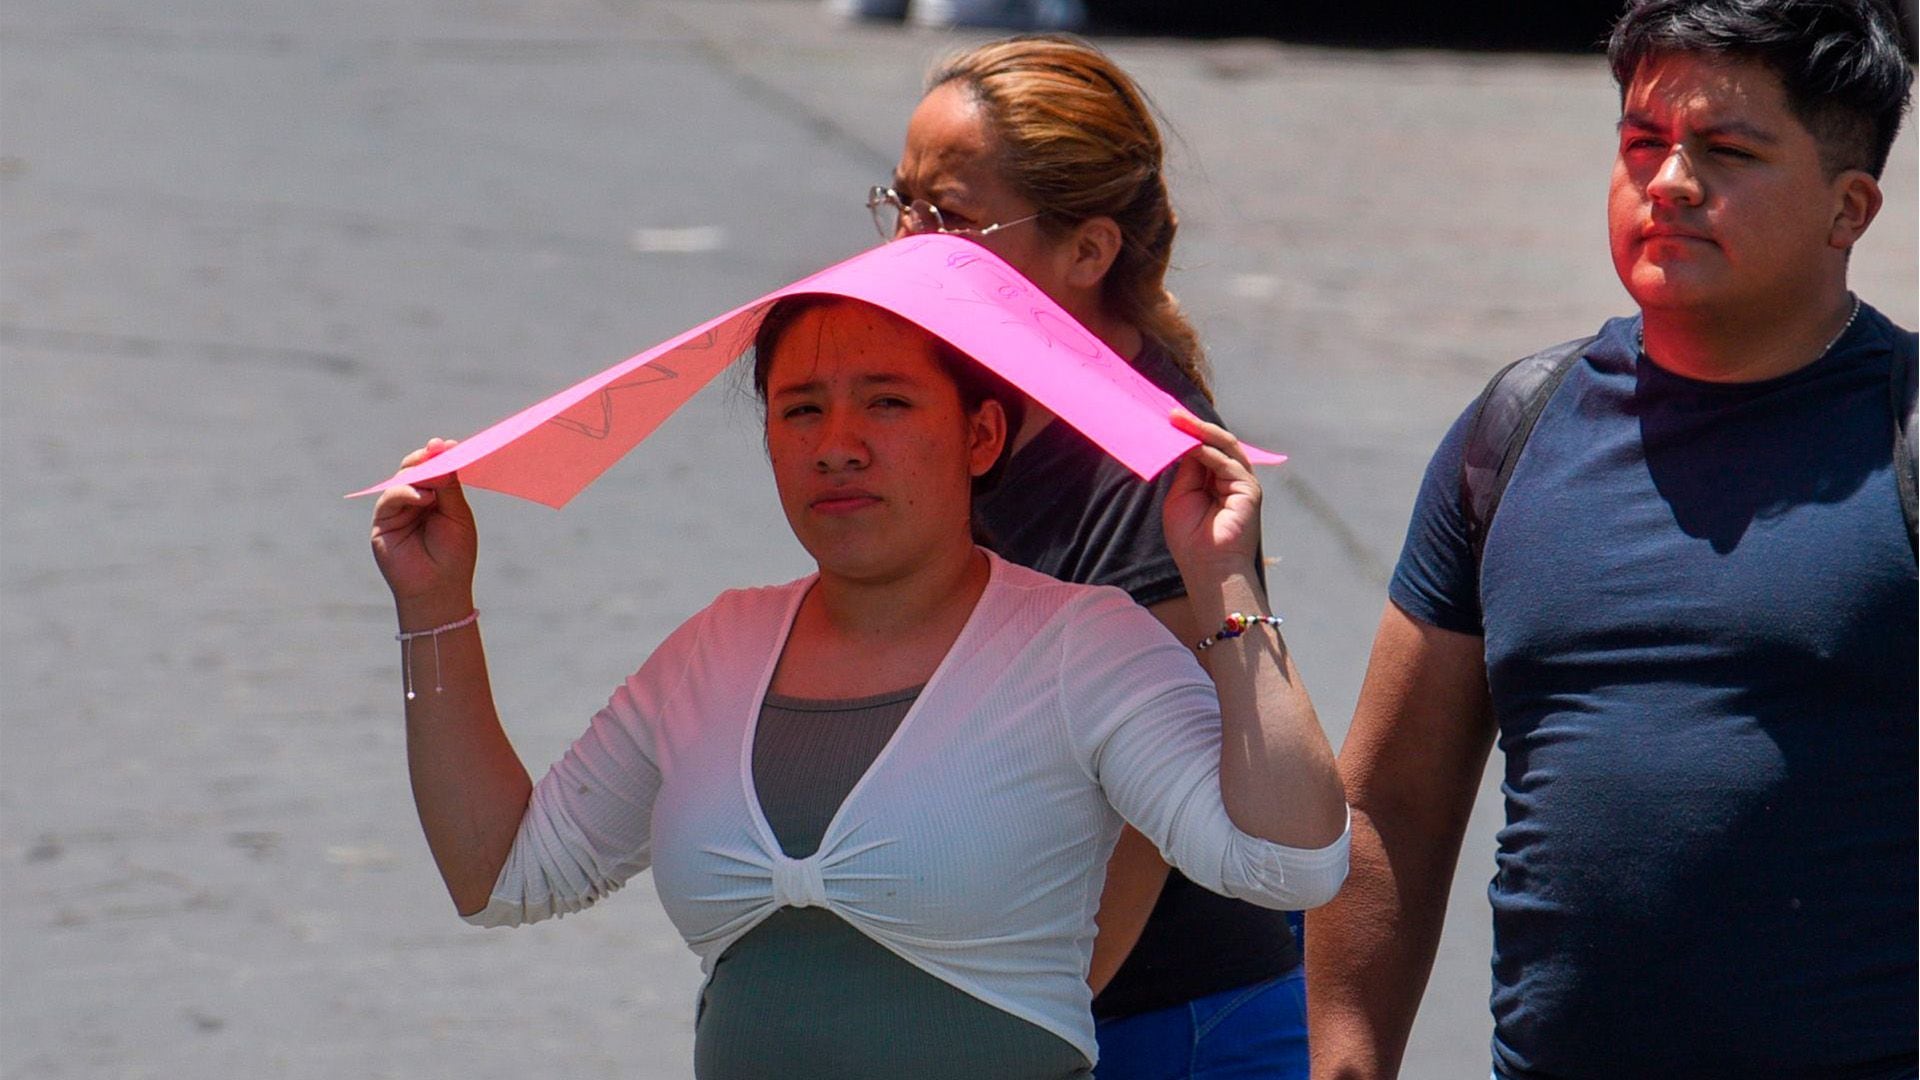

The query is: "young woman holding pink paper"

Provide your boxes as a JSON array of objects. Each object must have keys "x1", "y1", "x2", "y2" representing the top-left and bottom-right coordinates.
[
  {"x1": 873, "y1": 35, "x2": 1319, "y2": 1077},
  {"x1": 369, "y1": 293, "x2": 1346, "y2": 1077}
]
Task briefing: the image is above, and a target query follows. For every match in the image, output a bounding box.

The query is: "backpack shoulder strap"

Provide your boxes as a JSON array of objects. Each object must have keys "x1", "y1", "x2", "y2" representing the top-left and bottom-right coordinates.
[
  {"x1": 1461, "y1": 335, "x2": 1595, "y2": 570},
  {"x1": 1890, "y1": 338, "x2": 1917, "y2": 556}
]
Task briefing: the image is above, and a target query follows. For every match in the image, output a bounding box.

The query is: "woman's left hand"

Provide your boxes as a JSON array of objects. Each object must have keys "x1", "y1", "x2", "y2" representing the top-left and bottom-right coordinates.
[{"x1": 1161, "y1": 408, "x2": 1262, "y2": 577}]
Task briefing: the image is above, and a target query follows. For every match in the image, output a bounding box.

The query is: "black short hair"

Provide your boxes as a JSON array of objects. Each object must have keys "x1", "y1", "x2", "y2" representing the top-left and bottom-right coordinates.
[
  {"x1": 749, "y1": 294, "x2": 1025, "y2": 495},
  {"x1": 1608, "y1": 0, "x2": 1915, "y2": 177}
]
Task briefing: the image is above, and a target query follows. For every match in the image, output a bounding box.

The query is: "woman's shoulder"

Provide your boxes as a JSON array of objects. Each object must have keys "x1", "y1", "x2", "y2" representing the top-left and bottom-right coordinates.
[
  {"x1": 983, "y1": 552, "x2": 1166, "y2": 628},
  {"x1": 988, "y1": 550, "x2": 1117, "y2": 597},
  {"x1": 705, "y1": 574, "x2": 812, "y2": 612},
  {"x1": 656, "y1": 574, "x2": 814, "y2": 652},
  {"x1": 1132, "y1": 339, "x2": 1219, "y2": 421},
  {"x1": 981, "y1": 556, "x2": 1206, "y2": 707}
]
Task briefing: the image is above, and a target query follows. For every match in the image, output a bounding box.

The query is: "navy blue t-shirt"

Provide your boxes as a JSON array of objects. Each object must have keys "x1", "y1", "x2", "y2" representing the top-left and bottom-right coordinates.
[{"x1": 1391, "y1": 304, "x2": 1918, "y2": 1080}]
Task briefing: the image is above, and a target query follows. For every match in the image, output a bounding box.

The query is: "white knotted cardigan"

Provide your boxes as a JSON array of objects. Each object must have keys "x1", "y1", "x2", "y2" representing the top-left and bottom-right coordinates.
[{"x1": 467, "y1": 553, "x2": 1349, "y2": 1062}]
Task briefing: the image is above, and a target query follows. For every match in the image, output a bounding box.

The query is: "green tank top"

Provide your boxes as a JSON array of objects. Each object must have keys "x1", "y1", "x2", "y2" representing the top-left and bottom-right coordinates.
[{"x1": 693, "y1": 687, "x2": 1091, "y2": 1079}]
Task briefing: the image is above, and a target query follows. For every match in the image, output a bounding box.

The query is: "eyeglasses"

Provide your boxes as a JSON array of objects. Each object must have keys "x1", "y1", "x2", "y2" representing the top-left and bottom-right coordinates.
[{"x1": 866, "y1": 185, "x2": 1042, "y2": 241}]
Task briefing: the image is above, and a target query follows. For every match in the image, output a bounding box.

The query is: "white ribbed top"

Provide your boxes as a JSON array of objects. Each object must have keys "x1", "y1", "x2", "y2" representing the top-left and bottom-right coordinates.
[{"x1": 467, "y1": 553, "x2": 1349, "y2": 1063}]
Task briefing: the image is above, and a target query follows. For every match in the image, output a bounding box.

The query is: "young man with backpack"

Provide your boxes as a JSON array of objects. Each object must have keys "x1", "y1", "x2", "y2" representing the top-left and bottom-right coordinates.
[{"x1": 1306, "y1": 2, "x2": 1917, "y2": 1077}]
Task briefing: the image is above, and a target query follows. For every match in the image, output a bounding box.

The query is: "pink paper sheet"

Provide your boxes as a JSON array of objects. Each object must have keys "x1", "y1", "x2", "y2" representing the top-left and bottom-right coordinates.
[{"x1": 349, "y1": 233, "x2": 1284, "y2": 508}]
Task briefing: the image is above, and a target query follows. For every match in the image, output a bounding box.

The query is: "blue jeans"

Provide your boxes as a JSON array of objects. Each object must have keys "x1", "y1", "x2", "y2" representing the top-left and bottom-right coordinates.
[{"x1": 1092, "y1": 968, "x2": 1308, "y2": 1080}]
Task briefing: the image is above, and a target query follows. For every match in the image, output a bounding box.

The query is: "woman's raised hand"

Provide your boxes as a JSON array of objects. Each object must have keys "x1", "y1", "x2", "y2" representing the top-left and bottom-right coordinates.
[
  {"x1": 1161, "y1": 409, "x2": 1262, "y2": 579},
  {"x1": 370, "y1": 439, "x2": 479, "y2": 610}
]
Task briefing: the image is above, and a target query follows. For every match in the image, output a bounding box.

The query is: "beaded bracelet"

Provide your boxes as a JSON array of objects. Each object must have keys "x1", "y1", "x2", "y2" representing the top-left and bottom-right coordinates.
[
  {"x1": 1194, "y1": 611, "x2": 1283, "y2": 651},
  {"x1": 395, "y1": 609, "x2": 480, "y2": 701}
]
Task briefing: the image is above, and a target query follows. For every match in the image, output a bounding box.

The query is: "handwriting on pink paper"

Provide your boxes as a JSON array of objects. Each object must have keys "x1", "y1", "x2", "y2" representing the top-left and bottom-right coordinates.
[{"x1": 351, "y1": 233, "x2": 1282, "y2": 509}]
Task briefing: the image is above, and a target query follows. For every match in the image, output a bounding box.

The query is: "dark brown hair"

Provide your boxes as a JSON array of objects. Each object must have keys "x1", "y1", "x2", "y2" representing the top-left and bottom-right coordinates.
[
  {"x1": 1608, "y1": 0, "x2": 1914, "y2": 177},
  {"x1": 749, "y1": 295, "x2": 1024, "y2": 494}
]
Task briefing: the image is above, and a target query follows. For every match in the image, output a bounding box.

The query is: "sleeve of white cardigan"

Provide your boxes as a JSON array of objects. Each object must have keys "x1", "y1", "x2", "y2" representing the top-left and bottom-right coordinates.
[
  {"x1": 462, "y1": 605, "x2": 706, "y2": 928},
  {"x1": 1058, "y1": 589, "x2": 1350, "y2": 911}
]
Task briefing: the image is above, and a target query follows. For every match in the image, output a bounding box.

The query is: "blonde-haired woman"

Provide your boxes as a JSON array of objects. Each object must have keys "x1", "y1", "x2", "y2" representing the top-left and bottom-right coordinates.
[{"x1": 869, "y1": 35, "x2": 1318, "y2": 1077}]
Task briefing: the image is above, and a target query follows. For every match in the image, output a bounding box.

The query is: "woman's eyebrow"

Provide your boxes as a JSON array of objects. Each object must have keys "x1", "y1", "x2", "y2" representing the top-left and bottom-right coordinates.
[
  {"x1": 769, "y1": 371, "x2": 927, "y2": 398},
  {"x1": 768, "y1": 379, "x2": 822, "y2": 400},
  {"x1": 895, "y1": 172, "x2": 969, "y2": 208}
]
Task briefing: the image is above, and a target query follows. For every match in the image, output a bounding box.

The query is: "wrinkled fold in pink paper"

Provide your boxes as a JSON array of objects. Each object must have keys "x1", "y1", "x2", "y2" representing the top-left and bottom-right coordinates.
[{"x1": 349, "y1": 233, "x2": 1283, "y2": 509}]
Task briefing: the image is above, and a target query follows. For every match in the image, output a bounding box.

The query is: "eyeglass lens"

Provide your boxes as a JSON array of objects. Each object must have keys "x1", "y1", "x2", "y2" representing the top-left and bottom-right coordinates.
[{"x1": 869, "y1": 189, "x2": 947, "y2": 239}]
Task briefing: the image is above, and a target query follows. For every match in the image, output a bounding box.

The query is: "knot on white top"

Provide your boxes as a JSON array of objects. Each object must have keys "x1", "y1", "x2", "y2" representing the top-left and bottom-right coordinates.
[{"x1": 770, "y1": 855, "x2": 829, "y2": 909}]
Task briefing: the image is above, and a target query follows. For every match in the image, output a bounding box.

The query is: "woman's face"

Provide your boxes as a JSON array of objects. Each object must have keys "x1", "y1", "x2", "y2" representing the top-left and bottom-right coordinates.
[
  {"x1": 893, "y1": 82, "x2": 1076, "y2": 300},
  {"x1": 763, "y1": 301, "x2": 1005, "y2": 584}
]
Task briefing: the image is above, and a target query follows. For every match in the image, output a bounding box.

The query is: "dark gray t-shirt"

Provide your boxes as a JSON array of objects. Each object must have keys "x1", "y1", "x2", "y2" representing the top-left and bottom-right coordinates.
[{"x1": 694, "y1": 687, "x2": 1090, "y2": 1079}]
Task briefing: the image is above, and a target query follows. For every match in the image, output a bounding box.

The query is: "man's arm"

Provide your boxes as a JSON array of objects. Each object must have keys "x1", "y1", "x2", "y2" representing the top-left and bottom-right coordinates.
[{"x1": 1307, "y1": 601, "x2": 1495, "y2": 1080}]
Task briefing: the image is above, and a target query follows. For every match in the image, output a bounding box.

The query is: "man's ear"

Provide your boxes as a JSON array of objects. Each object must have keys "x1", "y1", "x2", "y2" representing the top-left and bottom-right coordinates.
[
  {"x1": 967, "y1": 398, "x2": 1008, "y2": 478},
  {"x1": 1062, "y1": 215, "x2": 1124, "y2": 291},
  {"x1": 1829, "y1": 169, "x2": 1883, "y2": 251}
]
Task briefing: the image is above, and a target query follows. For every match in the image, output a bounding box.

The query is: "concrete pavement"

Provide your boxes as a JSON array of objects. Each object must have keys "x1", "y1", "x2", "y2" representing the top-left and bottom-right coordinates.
[{"x1": 2, "y1": 2, "x2": 1912, "y2": 1077}]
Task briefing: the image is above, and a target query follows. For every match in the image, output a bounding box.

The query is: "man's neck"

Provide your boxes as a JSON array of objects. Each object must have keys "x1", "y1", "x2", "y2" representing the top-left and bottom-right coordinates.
[{"x1": 1640, "y1": 286, "x2": 1858, "y2": 383}]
